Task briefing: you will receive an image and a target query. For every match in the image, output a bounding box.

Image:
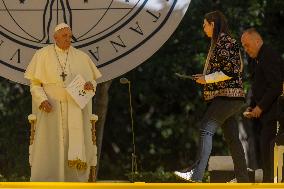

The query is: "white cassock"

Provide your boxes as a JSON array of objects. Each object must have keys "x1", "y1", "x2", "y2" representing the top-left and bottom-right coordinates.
[{"x1": 24, "y1": 44, "x2": 102, "y2": 182}]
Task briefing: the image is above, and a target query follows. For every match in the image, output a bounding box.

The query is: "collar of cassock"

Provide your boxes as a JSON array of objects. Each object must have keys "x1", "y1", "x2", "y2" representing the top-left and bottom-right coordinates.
[{"x1": 55, "y1": 44, "x2": 70, "y2": 53}]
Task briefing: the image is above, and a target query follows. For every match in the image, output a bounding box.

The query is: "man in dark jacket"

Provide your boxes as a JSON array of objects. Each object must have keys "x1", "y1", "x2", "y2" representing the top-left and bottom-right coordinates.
[{"x1": 241, "y1": 28, "x2": 283, "y2": 182}]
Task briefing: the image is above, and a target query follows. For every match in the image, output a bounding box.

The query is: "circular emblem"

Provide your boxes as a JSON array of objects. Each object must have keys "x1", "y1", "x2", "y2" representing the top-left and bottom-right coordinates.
[{"x1": 0, "y1": 0, "x2": 190, "y2": 84}]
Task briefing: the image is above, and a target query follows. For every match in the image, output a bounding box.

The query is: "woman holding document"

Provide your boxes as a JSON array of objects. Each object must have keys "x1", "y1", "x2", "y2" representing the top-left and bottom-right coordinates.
[{"x1": 174, "y1": 11, "x2": 249, "y2": 183}]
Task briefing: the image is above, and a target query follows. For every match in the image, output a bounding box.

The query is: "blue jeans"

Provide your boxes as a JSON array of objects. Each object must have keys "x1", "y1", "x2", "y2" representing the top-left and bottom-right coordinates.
[{"x1": 191, "y1": 97, "x2": 249, "y2": 182}]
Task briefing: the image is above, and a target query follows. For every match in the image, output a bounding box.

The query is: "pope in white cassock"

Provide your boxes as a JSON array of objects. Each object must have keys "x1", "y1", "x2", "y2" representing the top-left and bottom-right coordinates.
[{"x1": 24, "y1": 23, "x2": 102, "y2": 182}]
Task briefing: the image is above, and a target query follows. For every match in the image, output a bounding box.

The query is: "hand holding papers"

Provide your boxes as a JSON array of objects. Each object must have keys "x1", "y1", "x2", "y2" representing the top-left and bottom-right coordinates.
[
  {"x1": 66, "y1": 75, "x2": 95, "y2": 109},
  {"x1": 84, "y1": 81, "x2": 94, "y2": 91}
]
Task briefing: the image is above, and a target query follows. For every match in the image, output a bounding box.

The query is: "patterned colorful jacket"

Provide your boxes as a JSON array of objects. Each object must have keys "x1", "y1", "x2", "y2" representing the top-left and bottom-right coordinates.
[{"x1": 203, "y1": 33, "x2": 245, "y2": 101}]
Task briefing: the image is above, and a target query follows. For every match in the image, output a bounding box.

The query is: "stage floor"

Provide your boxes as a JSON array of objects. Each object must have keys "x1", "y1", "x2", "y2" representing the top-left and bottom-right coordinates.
[{"x1": 1, "y1": 182, "x2": 284, "y2": 189}]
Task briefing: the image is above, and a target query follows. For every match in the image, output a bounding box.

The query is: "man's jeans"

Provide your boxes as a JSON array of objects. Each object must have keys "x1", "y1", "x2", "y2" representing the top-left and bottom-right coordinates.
[{"x1": 191, "y1": 97, "x2": 249, "y2": 182}]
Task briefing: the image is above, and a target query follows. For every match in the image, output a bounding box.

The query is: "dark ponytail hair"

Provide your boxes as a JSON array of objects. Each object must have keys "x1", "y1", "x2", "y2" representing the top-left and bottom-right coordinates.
[{"x1": 204, "y1": 10, "x2": 230, "y2": 46}]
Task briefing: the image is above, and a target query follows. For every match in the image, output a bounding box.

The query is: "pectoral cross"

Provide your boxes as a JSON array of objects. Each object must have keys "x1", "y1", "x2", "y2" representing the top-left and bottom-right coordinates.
[{"x1": 60, "y1": 72, "x2": 67, "y2": 81}]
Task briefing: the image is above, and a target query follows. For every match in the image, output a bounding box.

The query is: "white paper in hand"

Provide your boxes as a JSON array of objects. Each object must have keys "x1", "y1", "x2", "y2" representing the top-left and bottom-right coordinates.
[{"x1": 66, "y1": 74, "x2": 95, "y2": 109}]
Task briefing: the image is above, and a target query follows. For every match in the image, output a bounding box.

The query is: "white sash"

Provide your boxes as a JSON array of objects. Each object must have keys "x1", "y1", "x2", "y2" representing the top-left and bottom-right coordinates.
[{"x1": 44, "y1": 84, "x2": 87, "y2": 170}]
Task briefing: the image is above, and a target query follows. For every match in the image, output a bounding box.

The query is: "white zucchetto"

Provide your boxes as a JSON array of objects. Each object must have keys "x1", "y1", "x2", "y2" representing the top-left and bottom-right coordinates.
[{"x1": 54, "y1": 23, "x2": 70, "y2": 33}]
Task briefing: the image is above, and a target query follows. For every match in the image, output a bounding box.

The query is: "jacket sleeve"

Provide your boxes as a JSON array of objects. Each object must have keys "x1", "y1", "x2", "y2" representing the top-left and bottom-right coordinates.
[
  {"x1": 30, "y1": 79, "x2": 48, "y2": 108},
  {"x1": 215, "y1": 34, "x2": 242, "y2": 79},
  {"x1": 87, "y1": 56, "x2": 102, "y2": 93},
  {"x1": 258, "y1": 51, "x2": 282, "y2": 112},
  {"x1": 249, "y1": 94, "x2": 257, "y2": 108}
]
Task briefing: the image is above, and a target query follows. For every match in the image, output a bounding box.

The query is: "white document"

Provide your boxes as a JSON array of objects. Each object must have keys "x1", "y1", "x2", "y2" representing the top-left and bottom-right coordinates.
[{"x1": 66, "y1": 74, "x2": 95, "y2": 109}]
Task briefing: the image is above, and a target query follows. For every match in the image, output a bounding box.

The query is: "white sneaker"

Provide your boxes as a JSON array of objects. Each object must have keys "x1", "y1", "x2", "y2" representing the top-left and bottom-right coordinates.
[
  {"x1": 227, "y1": 178, "x2": 237, "y2": 183},
  {"x1": 254, "y1": 169, "x2": 263, "y2": 183},
  {"x1": 174, "y1": 169, "x2": 201, "y2": 182}
]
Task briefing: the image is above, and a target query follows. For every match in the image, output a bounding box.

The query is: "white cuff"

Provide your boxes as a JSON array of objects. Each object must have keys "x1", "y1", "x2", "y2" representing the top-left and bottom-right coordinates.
[{"x1": 30, "y1": 81, "x2": 48, "y2": 107}]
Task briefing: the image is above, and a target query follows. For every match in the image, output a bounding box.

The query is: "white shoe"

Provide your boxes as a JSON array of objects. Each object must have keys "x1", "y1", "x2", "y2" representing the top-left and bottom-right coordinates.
[
  {"x1": 227, "y1": 178, "x2": 237, "y2": 183},
  {"x1": 254, "y1": 169, "x2": 263, "y2": 183},
  {"x1": 174, "y1": 169, "x2": 201, "y2": 182}
]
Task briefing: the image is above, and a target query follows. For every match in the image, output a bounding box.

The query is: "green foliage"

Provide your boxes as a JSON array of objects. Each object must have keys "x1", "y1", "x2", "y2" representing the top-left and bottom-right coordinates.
[
  {"x1": 0, "y1": 79, "x2": 31, "y2": 179},
  {"x1": 126, "y1": 172, "x2": 179, "y2": 183},
  {"x1": 0, "y1": 174, "x2": 29, "y2": 182},
  {"x1": 125, "y1": 171, "x2": 210, "y2": 183}
]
